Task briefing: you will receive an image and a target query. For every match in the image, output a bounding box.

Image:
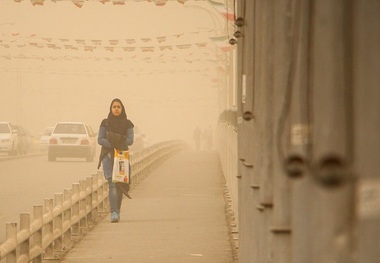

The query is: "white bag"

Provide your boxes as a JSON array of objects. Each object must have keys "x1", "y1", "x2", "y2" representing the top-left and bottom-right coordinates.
[{"x1": 112, "y1": 149, "x2": 130, "y2": 184}]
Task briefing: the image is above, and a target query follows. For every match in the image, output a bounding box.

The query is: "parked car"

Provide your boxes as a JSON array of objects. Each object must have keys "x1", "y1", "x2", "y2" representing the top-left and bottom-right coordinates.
[
  {"x1": 0, "y1": 121, "x2": 19, "y2": 156},
  {"x1": 39, "y1": 126, "x2": 54, "y2": 151},
  {"x1": 48, "y1": 122, "x2": 97, "y2": 162},
  {"x1": 11, "y1": 125, "x2": 30, "y2": 154}
]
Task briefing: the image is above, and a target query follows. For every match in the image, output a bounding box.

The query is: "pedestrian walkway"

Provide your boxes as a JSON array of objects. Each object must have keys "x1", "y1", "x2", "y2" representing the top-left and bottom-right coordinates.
[{"x1": 59, "y1": 150, "x2": 236, "y2": 263}]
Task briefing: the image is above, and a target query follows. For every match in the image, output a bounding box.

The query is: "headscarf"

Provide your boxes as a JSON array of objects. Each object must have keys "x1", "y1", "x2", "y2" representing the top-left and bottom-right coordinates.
[{"x1": 101, "y1": 98, "x2": 134, "y2": 135}]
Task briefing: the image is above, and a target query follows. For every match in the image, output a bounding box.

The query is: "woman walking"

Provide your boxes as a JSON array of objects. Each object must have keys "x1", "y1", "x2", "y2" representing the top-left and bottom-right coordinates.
[{"x1": 98, "y1": 98, "x2": 134, "y2": 223}]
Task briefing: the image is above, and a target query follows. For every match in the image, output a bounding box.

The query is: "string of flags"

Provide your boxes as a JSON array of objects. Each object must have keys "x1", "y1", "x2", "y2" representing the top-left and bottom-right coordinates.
[
  {"x1": 0, "y1": 30, "x2": 235, "y2": 55},
  {"x1": 14, "y1": 0, "x2": 189, "y2": 8},
  {"x1": 11, "y1": 0, "x2": 235, "y2": 23},
  {"x1": 0, "y1": 52, "x2": 219, "y2": 62},
  {"x1": 0, "y1": 63, "x2": 215, "y2": 76}
]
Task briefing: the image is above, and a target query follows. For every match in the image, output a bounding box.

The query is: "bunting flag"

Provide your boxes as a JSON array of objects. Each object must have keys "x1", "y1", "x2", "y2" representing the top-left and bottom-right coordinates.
[
  {"x1": 154, "y1": 0, "x2": 167, "y2": 6},
  {"x1": 64, "y1": 44, "x2": 74, "y2": 50},
  {"x1": 209, "y1": 36, "x2": 234, "y2": 52},
  {"x1": 196, "y1": 42, "x2": 208, "y2": 48},
  {"x1": 84, "y1": 46, "x2": 95, "y2": 51},
  {"x1": 207, "y1": 0, "x2": 235, "y2": 21},
  {"x1": 92, "y1": 40, "x2": 102, "y2": 45},
  {"x1": 156, "y1": 37, "x2": 166, "y2": 43},
  {"x1": 75, "y1": 39, "x2": 86, "y2": 45},
  {"x1": 72, "y1": 0, "x2": 84, "y2": 8},
  {"x1": 141, "y1": 46, "x2": 154, "y2": 52},
  {"x1": 31, "y1": 0, "x2": 43, "y2": 6},
  {"x1": 176, "y1": 44, "x2": 191, "y2": 49},
  {"x1": 160, "y1": 46, "x2": 173, "y2": 51},
  {"x1": 109, "y1": 40, "x2": 119, "y2": 45},
  {"x1": 123, "y1": 47, "x2": 135, "y2": 52},
  {"x1": 47, "y1": 43, "x2": 59, "y2": 49},
  {"x1": 125, "y1": 39, "x2": 136, "y2": 44},
  {"x1": 112, "y1": 0, "x2": 125, "y2": 5}
]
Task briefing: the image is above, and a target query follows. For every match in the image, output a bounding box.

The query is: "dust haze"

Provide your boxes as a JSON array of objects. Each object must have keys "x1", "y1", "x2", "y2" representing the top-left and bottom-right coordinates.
[{"x1": 0, "y1": 0, "x2": 223, "y2": 145}]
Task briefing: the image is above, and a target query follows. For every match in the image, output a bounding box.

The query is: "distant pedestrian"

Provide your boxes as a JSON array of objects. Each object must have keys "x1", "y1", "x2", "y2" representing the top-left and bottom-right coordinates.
[
  {"x1": 98, "y1": 98, "x2": 134, "y2": 223},
  {"x1": 193, "y1": 126, "x2": 202, "y2": 151},
  {"x1": 203, "y1": 126, "x2": 213, "y2": 151}
]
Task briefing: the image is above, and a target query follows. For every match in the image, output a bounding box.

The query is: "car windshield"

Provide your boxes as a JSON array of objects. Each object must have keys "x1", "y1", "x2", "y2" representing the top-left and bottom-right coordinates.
[
  {"x1": 0, "y1": 124, "x2": 10, "y2": 133},
  {"x1": 54, "y1": 124, "x2": 86, "y2": 134},
  {"x1": 43, "y1": 128, "x2": 53, "y2": 136}
]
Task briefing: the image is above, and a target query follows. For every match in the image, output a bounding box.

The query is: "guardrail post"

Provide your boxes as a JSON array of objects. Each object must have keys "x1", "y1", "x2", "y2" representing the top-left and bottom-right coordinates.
[
  {"x1": 79, "y1": 180, "x2": 87, "y2": 231},
  {"x1": 43, "y1": 199, "x2": 54, "y2": 260},
  {"x1": 5, "y1": 222, "x2": 17, "y2": 263},
  {"x1": 97, "y1": 170, "x2": 109, "y2": 213},
  {"x1": 19, "y1": 213, "x2": 31, "y2": 262},
  {"x1": 91, "y1": 174, "x2": 99, "y2": 219},
  {"x1": 63, "y1": 189, "x2": 72, "y2": 249},
  {"x1": 54, "y1": 193, "x2": 63, "y2": 255},
  {"x1": 86, "y1": 177, "x2": 93, "y2": 224},
  {"x1": 32, "y1": 205, "x2": 43, "y2": 263},
  {"x1": 71, "y1": 183, "x2": 80, "y2": 236}
]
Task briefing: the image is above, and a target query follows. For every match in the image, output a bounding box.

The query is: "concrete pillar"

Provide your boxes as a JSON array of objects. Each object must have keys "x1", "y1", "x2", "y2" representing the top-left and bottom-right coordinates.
[
  {"x1": 309, "y1": 0, "x2": 355, "y2": 262},
  {"x1": 353, "y1": 1, "x2": 380, "y2": 262}
]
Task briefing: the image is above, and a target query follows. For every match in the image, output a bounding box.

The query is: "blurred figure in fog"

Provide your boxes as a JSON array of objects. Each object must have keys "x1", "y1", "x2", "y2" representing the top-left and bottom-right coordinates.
[
  {"x1": 193, "y1": 126, "x2": 201, "y2": 151},
  {"x1": 97, "y1": 98, "x2": 134, "y2": 223},
  {"x1": 203, "y1": 126, "x2": 213, "y2": 151}
]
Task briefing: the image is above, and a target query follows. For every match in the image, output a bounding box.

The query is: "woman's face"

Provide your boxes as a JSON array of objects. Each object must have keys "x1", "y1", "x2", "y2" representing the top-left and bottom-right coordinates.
[{"x1": 111, "y1": 101, "x2": 122, "y2": 116}]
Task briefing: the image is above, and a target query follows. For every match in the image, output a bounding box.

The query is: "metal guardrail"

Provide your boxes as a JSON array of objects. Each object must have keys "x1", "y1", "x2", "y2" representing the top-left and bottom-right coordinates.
[
  {"x1": 216, "y1": 109, "x2": 239, "y2": 251},
  {"x1": 0, "y1": 140, "x2": 186, "y2": 263}
]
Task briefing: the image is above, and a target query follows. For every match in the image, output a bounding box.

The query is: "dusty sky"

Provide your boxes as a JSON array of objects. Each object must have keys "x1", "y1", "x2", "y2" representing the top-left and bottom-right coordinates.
[{"x1": 0, "y1": 0, "x2": 228, "y2": 143}]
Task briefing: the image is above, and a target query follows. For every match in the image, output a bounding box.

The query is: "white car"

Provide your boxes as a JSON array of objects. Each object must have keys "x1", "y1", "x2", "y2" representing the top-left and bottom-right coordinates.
[
  {"x1": 48, "y1": 122, "x2": 97, "y2": 162},
  {"x1": 0, "y1": 121, "x2": 19, "y2": 156},
  {"x1": 39, "y1": 126, "x2": 54, "y2": 151}
]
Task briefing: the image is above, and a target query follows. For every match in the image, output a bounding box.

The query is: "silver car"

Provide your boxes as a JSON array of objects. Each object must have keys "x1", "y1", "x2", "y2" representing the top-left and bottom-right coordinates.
[
  {"x1": 48, "y1": 122, "x2": 96, "y2": 162},
  {"x1": 0, "y1": 122, "x2": 19, "y2": 156}
]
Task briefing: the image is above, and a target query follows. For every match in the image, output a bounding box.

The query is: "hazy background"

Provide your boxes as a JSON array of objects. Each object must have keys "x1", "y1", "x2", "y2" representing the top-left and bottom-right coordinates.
[{"x1": 0, "y1": 0, "x2": 226, "y2": 144}]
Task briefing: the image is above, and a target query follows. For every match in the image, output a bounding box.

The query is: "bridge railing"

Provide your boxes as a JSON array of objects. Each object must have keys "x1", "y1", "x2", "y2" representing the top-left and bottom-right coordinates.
[
  {"x1": 216, "y1": 109, "x2": 238, "y2": 243},
  {"x1": 0, "y1": 140, "x2": 186, "y2": 263}
]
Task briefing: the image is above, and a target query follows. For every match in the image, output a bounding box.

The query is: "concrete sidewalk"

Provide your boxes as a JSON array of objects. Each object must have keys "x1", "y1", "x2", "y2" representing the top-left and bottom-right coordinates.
[{"x1": 59, "y1": 150, "x2": 236, "y2": 263}]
